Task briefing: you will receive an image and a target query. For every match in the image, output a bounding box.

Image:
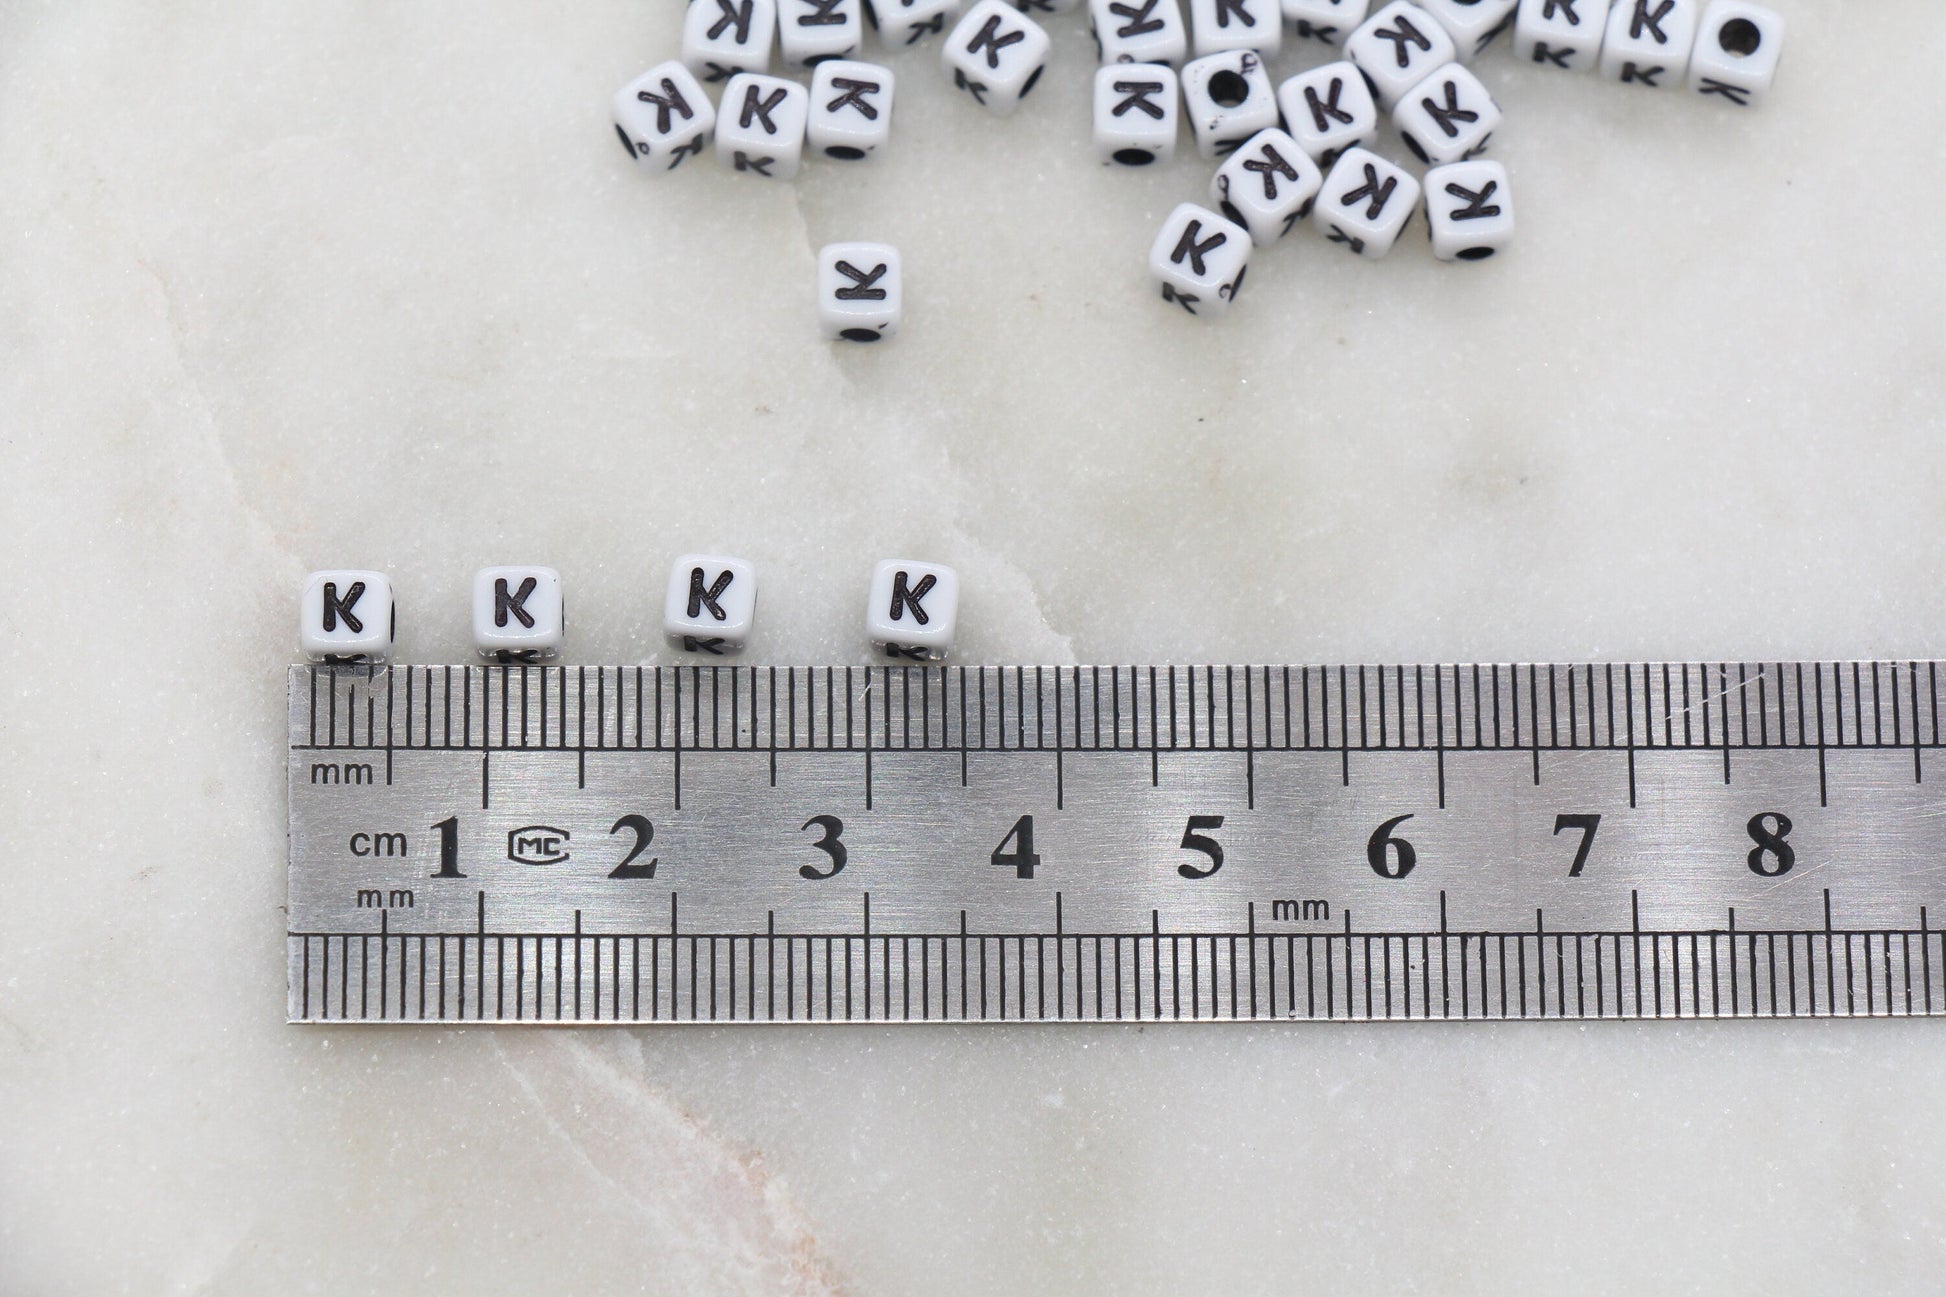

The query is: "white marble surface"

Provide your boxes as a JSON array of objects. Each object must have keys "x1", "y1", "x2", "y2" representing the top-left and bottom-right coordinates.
[{"x1": 5, "y1": 2, "x2": 1946, "y2": 1292}]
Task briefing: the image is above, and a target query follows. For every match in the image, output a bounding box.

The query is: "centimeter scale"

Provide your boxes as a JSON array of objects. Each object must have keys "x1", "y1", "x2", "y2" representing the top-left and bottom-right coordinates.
[{"x1": 288, "y1": 661, "x2": 1946, "y2": 1025}]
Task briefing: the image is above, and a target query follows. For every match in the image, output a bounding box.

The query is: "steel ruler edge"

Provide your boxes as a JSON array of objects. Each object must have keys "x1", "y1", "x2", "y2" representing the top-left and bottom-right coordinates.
[{"x1": 288, "y1": 661, "x2": 1946, "y2": 1025}]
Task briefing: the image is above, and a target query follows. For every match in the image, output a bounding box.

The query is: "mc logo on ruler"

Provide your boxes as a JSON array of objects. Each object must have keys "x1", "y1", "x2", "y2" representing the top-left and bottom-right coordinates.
[
  {"x1": 287, "y1": 661, "x2": 1946, "y2": 1026},
  {"x1": 507, "y1": 826, "x2": 571, "y2": 866}
]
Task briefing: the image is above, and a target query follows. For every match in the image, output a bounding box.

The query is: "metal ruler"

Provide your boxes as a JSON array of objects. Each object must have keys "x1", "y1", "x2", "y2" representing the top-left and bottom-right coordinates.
[{"x1": 288, "y1": 662, "x2": 1946, "y2": 1025}]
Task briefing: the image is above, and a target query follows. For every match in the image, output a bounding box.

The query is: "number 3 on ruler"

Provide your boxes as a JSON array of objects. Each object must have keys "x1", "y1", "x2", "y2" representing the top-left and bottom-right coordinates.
[{"x1": 800, "y1": 815, "x2": 848, "y2": 880}]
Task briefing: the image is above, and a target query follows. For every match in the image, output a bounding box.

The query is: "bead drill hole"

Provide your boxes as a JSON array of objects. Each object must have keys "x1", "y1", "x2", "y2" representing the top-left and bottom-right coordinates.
[
  {"x1": 1718, "y1": 18, "x2": 1762, "y2": 56},
  {"x1": 1114, "y1": 147, "x2": 1156, "y2": 166},
  {"x1": 1207, "y1": 70, "x2": 1249, "y2": 108},
  {"x1": 840, "y1": 328, "x2": 882, "y2": 343},
  {"x1": 825, "y1": 145, "x2": 866, "y2": 160},
  {"x1": 1457, "y1": 246, "x2": 1495, "y2": 261}
]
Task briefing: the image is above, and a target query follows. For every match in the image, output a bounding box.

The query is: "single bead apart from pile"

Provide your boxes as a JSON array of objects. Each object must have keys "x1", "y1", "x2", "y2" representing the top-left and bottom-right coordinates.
[{"x1": 817, "y1": 242, "x2": 904, "y2": 342}]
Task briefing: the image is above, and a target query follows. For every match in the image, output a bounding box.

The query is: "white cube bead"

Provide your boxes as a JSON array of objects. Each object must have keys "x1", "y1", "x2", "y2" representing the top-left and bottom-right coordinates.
[
  {"x1": 871, "y1": 0, "x2": 964, "y2": 47},
  {"x1": 1687, "y1": 0, "x2": 1782, "y2": 108},
  {"x1": 1393, "y1": 61, "x2": 1500, "y2": 165},
  {"x1": 664, "y1": 556, "x2": 758, "y2": 655},
  {"x1": 1211, "y1": 128, "x2": 1322, "y2": 246},
  {"x1": 1180, "y1": 50, "x2": 1277, "y2": 157},
  {"x1": 1093, "y1": 64, "x2": 1180, "y2": 165},
  {"x1": 809, "y1": 60, "x2": 896, "y2": 159},
  {"x1": 716, "y1": 74, "x2": 810, "y2": 179},
  {"x1": 1188, "y1": 0, "x2": 1281, "y2": 58},
  {"x1": 300, "y1": 571, "x2": 395, "y2": 663},
  {"x1": 613, "y1": 63, "x2": 717, "y2": 175},
  {"x1": 683, "y1": 0, "x2": 778, "y2": 83},
  {"x1": 1276, "y1": 61, "x2": 1377, "y2": 166},
  {"x1": 1149, "y1": 202, "x2": 1251, "y2": 316},
  {"x1": 817, "y1": 242, "x2": 903, "y2": 342},
  {"x1": 1346, "y1": 2, "x2": 1457, "y2": 108},
  {"x1": 1512, "y1": 0, "x2": 1602, "y2": 71},
  {"x1": 1415, "y1": 0, "x2": 1515, "y2": 60},
  {"x1": 472, "y1": 567, "x2": 564, "y2": 662},
  {"x1": 1424, "y1": 159, "x2": 1512, "y2": 261},
  {"x1": 1282, "y1": 0, "x2": 1371, "y2": 45},
  {"x1": 1091, "y1": 0, "x2": 1188, "y2": 66},
  {"x1": 1312, "y1": 146, "x2": 1420, "y2": 259},
  {"x1": 944, "y1": 1, "x2": 1051, "y2": 116},
  {"x1": 1599, "y1": 0, "x2": 1699, "y2": 88},
  {"x1": 867, "y1": 560, "x2": 959, "y2": 660},
  {"x1": 779, "y1": 0, "x2": 866, "y2": 66}
]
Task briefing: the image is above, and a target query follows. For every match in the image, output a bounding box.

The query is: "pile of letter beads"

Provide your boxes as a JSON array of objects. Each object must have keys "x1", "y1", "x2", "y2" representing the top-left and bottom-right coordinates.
[
  {"x1": 1139, "y1": 0, "x2": 1783, "y2": 312},
  {"x1": 300, "y1": 560, "x2": 964, "y2": 663},
  {"x1": 620, "y1": 0, "x2": 1785, "y2": 327}
]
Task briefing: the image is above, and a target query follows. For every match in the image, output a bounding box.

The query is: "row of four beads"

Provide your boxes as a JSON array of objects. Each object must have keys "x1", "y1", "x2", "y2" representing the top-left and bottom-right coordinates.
[{"x1": 297, "y1": 559, "x2": 963, "y2": 664}]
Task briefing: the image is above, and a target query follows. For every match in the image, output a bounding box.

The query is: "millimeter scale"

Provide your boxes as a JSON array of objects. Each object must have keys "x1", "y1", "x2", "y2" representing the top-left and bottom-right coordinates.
[{"x1": 288, "y1": 661, "x2": 1946, "y2": 1024}]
